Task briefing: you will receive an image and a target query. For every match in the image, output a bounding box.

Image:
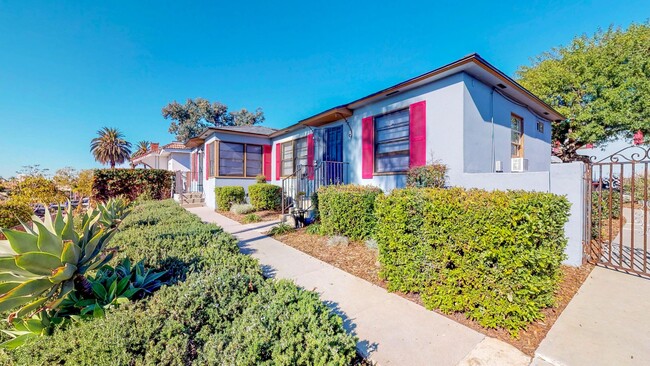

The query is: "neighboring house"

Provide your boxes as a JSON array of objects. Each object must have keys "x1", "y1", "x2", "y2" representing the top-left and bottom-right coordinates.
[
  {"x1": 131, "y1": 142, "x2": 192, "y2": 171},
  {"x1": 184, "y1": 54, "x2": 565, "y2": 211}
]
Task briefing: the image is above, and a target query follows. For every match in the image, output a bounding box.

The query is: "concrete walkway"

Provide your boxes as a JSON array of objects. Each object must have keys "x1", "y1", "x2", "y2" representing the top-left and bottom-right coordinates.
[
  {"x1": 534, "y1": 266, "x2": 650, "y2": 366},
  {"x1": 188, "y1": 207, "x2": 530, "y2": 366}
]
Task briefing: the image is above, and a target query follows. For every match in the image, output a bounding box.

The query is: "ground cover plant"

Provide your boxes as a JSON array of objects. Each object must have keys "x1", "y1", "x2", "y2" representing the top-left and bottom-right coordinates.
[
  {"x1": 375, "y1": 187, "x2": 570, "y2": 336},
  {"x1": 0, "y1": 200, "x2": 357, "y2": 365}
]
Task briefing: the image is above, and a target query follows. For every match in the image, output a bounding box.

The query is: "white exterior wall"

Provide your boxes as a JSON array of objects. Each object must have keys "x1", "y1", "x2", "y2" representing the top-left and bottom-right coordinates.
[
  {"x1": 202, "y1": 132, "x2": 272, "y2": 210},
  {"x1": 269, "y1": 73, "x2": 466, "y2": 192},
  {"x1": 462, "y1": 73, "x2": 552, "y2": 174},
  {"x1": 167, "y1": 152, "x2": 190, "y2": 172},
  {"x1": 268, "y1": 72, "x2": 553, "y2": 192}
]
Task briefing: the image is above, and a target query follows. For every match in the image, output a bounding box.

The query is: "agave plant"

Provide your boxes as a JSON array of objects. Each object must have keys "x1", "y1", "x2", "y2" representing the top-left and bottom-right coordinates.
[
  {"x1": 97, "y1": 196, "x2": 131, "y2": 228},
  {"x1": 57, "y1": 258, "x2": 166, "y2": 320},
  {"x1": 0, "y1": 203, "x2": 118, "y2": 323}
]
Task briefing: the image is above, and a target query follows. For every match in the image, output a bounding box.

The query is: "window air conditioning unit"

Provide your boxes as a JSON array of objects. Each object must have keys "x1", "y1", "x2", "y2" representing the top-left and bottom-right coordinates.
[
  {"x1": 511, "y1": 158, "x2": 528, "y2": 172},
  {"x1": 495, "y1": 160, "x2": 503, "y2": 173}
]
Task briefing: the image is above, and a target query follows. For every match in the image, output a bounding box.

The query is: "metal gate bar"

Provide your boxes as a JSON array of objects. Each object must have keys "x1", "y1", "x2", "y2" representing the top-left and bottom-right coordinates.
[{"x1": 586, "y1": 145, "x2": 650, "y2": 277}]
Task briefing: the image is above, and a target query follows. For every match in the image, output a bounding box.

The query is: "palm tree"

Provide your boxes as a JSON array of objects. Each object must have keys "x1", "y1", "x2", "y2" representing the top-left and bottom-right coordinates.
[
  {"x1": 130, "y1": 140, "x2": 151, "y2": 168},
  {"x1": 132, "y1": 141, "x2": 151, "y2": 158},
  {"x1": 90, "y1": 127, "x2": 132, "y2": 168}
]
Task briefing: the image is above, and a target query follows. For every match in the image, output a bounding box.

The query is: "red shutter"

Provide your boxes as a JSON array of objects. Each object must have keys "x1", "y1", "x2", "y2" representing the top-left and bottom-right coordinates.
[
  {"x1": 263, "y1": 145, "x2": 272, "y2": 181},
  {"x1": 409, "y1": 101, "x2": 427, "y2": 168},
  {"x1": 362, "y1": 116, "x2": 374, "y2": 179},
  {"x1": 205, "y1": 143, "x2": 210, "y2": 180},
  {"x1": 307, "y1": 134, "x2": 315, "y2": 180},
  {"x1": 275, "y1": 143, "x2": 281, "y2": 180}
]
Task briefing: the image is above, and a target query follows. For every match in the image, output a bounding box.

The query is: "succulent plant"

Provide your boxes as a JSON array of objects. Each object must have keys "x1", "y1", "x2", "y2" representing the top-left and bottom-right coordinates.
[
  {"x1": 97, "y1": 196, "x2": 131, "y2": 228},
  {"x1": 0, "y1": 203, "x2": 120, "y2": 322}
]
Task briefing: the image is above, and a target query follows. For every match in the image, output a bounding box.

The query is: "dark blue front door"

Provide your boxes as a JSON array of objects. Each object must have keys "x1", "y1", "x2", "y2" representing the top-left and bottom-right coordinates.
[{"x1": 324, "y1": 126, "x2": 343, "y2": 184}]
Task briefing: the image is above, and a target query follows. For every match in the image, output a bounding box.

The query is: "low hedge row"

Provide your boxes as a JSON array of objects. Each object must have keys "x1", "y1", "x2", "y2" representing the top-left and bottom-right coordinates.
[
  {"x1": 375, "y1": 188, "x2": 570, "y2": 335},
  {"x1": 1, "y1": 200, "x2": 357, "y2": 365},
  {"x1": 318, "y1": 185, "x2": 382, "y2": 240},
  {"x1": 248, "y1": 183, "x2": 281, "y2": 210},
  {"x1": 214, "y1": 186, "x2": 245, "y2": 211},
  {"x1": 92, "y1": 169, "x2": 174, "y2": 202}
]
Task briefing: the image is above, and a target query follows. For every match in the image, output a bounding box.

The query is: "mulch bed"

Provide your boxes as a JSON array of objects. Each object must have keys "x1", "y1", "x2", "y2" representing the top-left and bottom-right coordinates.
[
  {"x1": 219, "y1": 209, "x2": 281, "y2": 223},
  {"x1": 271, "y1": 228, "x2": 594, "y2": 356}
]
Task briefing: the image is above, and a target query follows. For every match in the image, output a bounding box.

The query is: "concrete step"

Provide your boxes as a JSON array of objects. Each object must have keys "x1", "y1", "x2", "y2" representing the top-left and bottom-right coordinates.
[{"x1": 181, "y1": 203, "x2": 205, "y2": 208}]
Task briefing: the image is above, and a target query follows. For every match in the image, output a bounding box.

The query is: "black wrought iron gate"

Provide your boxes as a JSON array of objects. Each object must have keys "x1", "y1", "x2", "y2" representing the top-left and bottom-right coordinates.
[{"x1": 586, "y1": 145, "x2": 650, "y2": 277}]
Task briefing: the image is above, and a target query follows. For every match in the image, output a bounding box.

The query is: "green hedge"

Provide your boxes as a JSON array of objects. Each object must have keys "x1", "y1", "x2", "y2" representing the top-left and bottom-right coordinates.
[
  {"x1": 92, "y1": 169, "x2": 174, "y2": 202},
  {"x1": 214, "y1": 186, "x2": 245, "y2": 211},
  {"x1": 319, "y1": 185, "x2": 382, "y2": 240},
  {"x1": 375, "y1": 188, "x2": 570, "y2": 335},
  {"x1": 0, "y1": 201, "x2": 32, "y2": 229},
  {"x1": 1, "y1": 200, "x2": 357, "y2": 364},
  {"x1": 248, "y1": 183, "x2": 281, "y2": 210}
]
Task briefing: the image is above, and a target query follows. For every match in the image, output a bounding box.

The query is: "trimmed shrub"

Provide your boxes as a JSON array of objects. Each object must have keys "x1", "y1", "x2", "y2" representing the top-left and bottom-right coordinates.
[
  {"x1": 0, "y1": 201, "x2": 32, "y2": 229},
  {"x1": 3, "y1": 200, "x2": 357, "y2": 364},
  {"x1": 248, "y1": 183, "x2": 281, "y2": 210},
  {"x1": 591, "y1": 190, "x2": 621, "y2": 220},
  {"x1": 255, "y1": 174, "x2": 266, "y2": 184},
  {"x1": 230, "y1": 203, "x2": 255, "y2": 214},
  {"x1": 406, "y1": 163, "x2": 447, "y2": 188},
  {"x1": 375, "y1": 188, "x2": 570, "y2": 335},
  {"x1": 92, "y1": 169, "x2": 174, "y2": 202},
  {"x1": 214, "y1": 186, "x2": 245, "y2": 211},
  {"x1": 319, "y1": 185, "x2": 382, "y2": 240}
]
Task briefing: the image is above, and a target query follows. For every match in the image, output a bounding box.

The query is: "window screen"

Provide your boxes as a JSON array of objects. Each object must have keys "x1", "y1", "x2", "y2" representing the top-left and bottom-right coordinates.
[
  {"x1": 375, "y1": 109, "x2": 410, "y2": 173},
  {"x1": 246, "y1": 145, "x2": 263, "y2": 177},
  {"x1": 281, "y1": 142, "x2": 294, "y2": 176},
  {"x1": 219, "y1": 142, "x2": 245, "y2": 176}
]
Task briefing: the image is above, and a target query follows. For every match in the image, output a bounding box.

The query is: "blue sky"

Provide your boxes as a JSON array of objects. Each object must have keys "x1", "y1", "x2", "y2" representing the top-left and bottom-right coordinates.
[{"x1": 0, "y1": 0, "x2": 648, "y2": 177}]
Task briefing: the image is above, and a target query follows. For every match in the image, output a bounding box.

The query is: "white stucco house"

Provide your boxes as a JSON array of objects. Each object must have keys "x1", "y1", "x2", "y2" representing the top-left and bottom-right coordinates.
[
  {"x1": 131, "y1": 142, "x2": 192, "y2": 171},
  {"x1": 183, "y1": 54, "x2": 565, "y2": 211}
]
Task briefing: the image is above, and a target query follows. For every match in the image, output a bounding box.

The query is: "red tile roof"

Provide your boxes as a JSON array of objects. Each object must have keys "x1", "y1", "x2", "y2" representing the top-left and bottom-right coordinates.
[{"x1": 163, "y1": 142, "x2": 189, "y2": 150}]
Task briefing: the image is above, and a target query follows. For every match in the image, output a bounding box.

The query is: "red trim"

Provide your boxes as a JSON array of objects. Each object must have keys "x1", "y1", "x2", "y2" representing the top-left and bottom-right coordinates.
[
  {"x1": 307, "y1": 134, "x2": 315, "y2": 180},
  {"x1": 361, "y1": 116, "x2": 374, "y2": 179},
  {"x1": 263, "y1": 145, "x2": 272, "y2": 181},
  {"x1": 409, "y1": 101, "x2": 427, "y2": 168},
  {"x1": 275, "y1": 143, "x2": 281, "y2": 180}
]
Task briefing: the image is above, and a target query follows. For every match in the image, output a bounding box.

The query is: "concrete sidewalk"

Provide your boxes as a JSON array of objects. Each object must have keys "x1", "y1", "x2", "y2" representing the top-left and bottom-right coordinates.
[
  {"x1": 188, "y1": 206, "x2": 530, "y2": 366},
  {"x1": 534, "y1": 266, "x2": 650, "y2": 366}
]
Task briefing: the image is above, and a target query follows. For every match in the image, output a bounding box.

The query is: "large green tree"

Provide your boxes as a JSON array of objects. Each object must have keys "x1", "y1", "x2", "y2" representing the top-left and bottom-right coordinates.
[
  {"x1": 90, "y1": 127, "x2": 132, "y2": 168},
  {"x1": 517, "y1": 22, "x2": 650, "y2": 161},
  {"x1": 162, "y1": 98, "x2": 265, "y2": 141}
]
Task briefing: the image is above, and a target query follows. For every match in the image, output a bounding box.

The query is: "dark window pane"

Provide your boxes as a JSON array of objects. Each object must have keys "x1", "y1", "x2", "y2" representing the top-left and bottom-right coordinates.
[
  {"x1": 375, "y1": 109, "x2": 410, "y2": 172},
  {"x1": 219, "y1": 142, "x2": 245, "y2": 176},
  {"x1": 246, "y1": 144, "x2": 262, "y2": 177}
]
